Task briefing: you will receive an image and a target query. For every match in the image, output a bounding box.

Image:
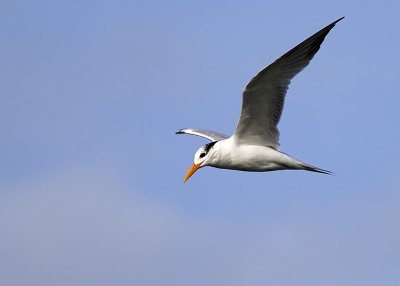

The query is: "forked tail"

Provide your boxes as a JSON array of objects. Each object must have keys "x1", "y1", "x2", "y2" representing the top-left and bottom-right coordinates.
[{"x1": 300, "y1": 163, "x2": 333, "y2": 175}]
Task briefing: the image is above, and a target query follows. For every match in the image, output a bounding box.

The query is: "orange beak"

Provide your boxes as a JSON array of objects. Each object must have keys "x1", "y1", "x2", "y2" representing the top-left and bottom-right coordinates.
[{"x1": 183, "y1": 163, "x2": 202, "y2": 183}]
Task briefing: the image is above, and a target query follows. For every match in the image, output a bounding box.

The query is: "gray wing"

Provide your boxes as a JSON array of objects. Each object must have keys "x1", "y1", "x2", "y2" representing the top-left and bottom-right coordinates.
[
  {"x1": 175, "y1": 128, "x2": 229, "y2": 141},
  {"x1": 232, "y1": 17, "x2": 343, "y2": 150}
]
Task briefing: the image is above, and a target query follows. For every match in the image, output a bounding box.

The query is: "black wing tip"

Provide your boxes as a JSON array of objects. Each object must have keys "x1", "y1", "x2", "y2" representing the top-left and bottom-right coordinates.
[
  {"x1": 175, "y1": 129, "x2": 185, "y2": 134},
  {"x1": 333, "y1": 16, "x2": 345, "y2": 25},
  {"x1": 332, "y1": 16, "x2": 345, "y2": 25},
  {"x1": 303, "y1": 16, "x2": 344, "y2": 58},
  {"x1": 323, "y1": 17, "x2": 345, "y2": 34},
  {"x1": 325, "y1": 17, "x2": 344, "y2": 31}
]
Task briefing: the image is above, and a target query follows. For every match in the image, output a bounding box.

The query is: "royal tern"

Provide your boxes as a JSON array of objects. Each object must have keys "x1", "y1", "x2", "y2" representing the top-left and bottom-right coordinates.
[{"x1": 177, "y1": 17, "x2": 343, "y2": 183}]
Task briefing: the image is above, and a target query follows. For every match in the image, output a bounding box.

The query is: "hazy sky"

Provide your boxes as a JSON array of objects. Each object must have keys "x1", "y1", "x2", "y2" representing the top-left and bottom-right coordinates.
[{"x1": 1, "y1": 1, "x2": 400, "y2": 285}]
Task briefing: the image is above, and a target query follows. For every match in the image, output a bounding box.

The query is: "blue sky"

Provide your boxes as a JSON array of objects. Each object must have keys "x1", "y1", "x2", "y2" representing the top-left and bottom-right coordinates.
[{"x1": 1, "y1": 1, "x2": 399, "y2": 285}]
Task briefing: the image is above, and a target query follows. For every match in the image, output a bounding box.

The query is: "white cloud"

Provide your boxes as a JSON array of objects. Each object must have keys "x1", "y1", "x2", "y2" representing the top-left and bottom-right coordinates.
[{"x1": 0, "y1": 168, "x2": 399, "y2": 286}]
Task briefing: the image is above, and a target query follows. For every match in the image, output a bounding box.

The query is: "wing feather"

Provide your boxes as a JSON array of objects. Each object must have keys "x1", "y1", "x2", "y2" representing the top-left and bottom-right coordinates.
[
  {"x1": 175, "y1": 128, "x2": 229, "y2": 141},
  {"x1": 232, "y1": 17, "x2": 344, "y2": 149}
]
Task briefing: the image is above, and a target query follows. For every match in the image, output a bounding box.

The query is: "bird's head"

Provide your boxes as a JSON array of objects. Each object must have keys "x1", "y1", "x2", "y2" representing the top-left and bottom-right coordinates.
[{"x1": 183, "y1": 141, "x2": 217, "y2": 183}]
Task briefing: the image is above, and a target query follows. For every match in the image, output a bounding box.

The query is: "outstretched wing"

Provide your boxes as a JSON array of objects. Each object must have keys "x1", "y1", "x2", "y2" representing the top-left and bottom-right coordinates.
[
  {"x1": 232, "y1": 17, "x2": 343, "y2": 150},
  {"x1": 176, "y1": 128, "x2": 229, "y2": 141}
]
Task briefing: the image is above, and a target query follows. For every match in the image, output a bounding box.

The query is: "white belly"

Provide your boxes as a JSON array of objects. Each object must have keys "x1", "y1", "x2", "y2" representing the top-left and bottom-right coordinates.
[{"x1": 210, "y1": 141, "x2": 298, "y2": 172}]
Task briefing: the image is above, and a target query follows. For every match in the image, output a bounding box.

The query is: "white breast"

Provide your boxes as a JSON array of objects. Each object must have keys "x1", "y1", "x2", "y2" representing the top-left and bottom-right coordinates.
[{"x1": 207, "y1": 138, "x2": 299, "y2": 172}]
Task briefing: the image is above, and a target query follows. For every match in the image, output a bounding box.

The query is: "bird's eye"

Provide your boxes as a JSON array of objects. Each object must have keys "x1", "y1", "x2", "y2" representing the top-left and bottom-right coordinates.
[{"x1": 199, "y1": 153, "x2": 206, "y2": 158}]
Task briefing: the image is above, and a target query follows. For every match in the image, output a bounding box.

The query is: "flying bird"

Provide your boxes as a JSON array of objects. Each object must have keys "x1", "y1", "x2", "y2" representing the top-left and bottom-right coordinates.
[{"x1": 176, "y1": 17, "x2": 343, "y2": 183}]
